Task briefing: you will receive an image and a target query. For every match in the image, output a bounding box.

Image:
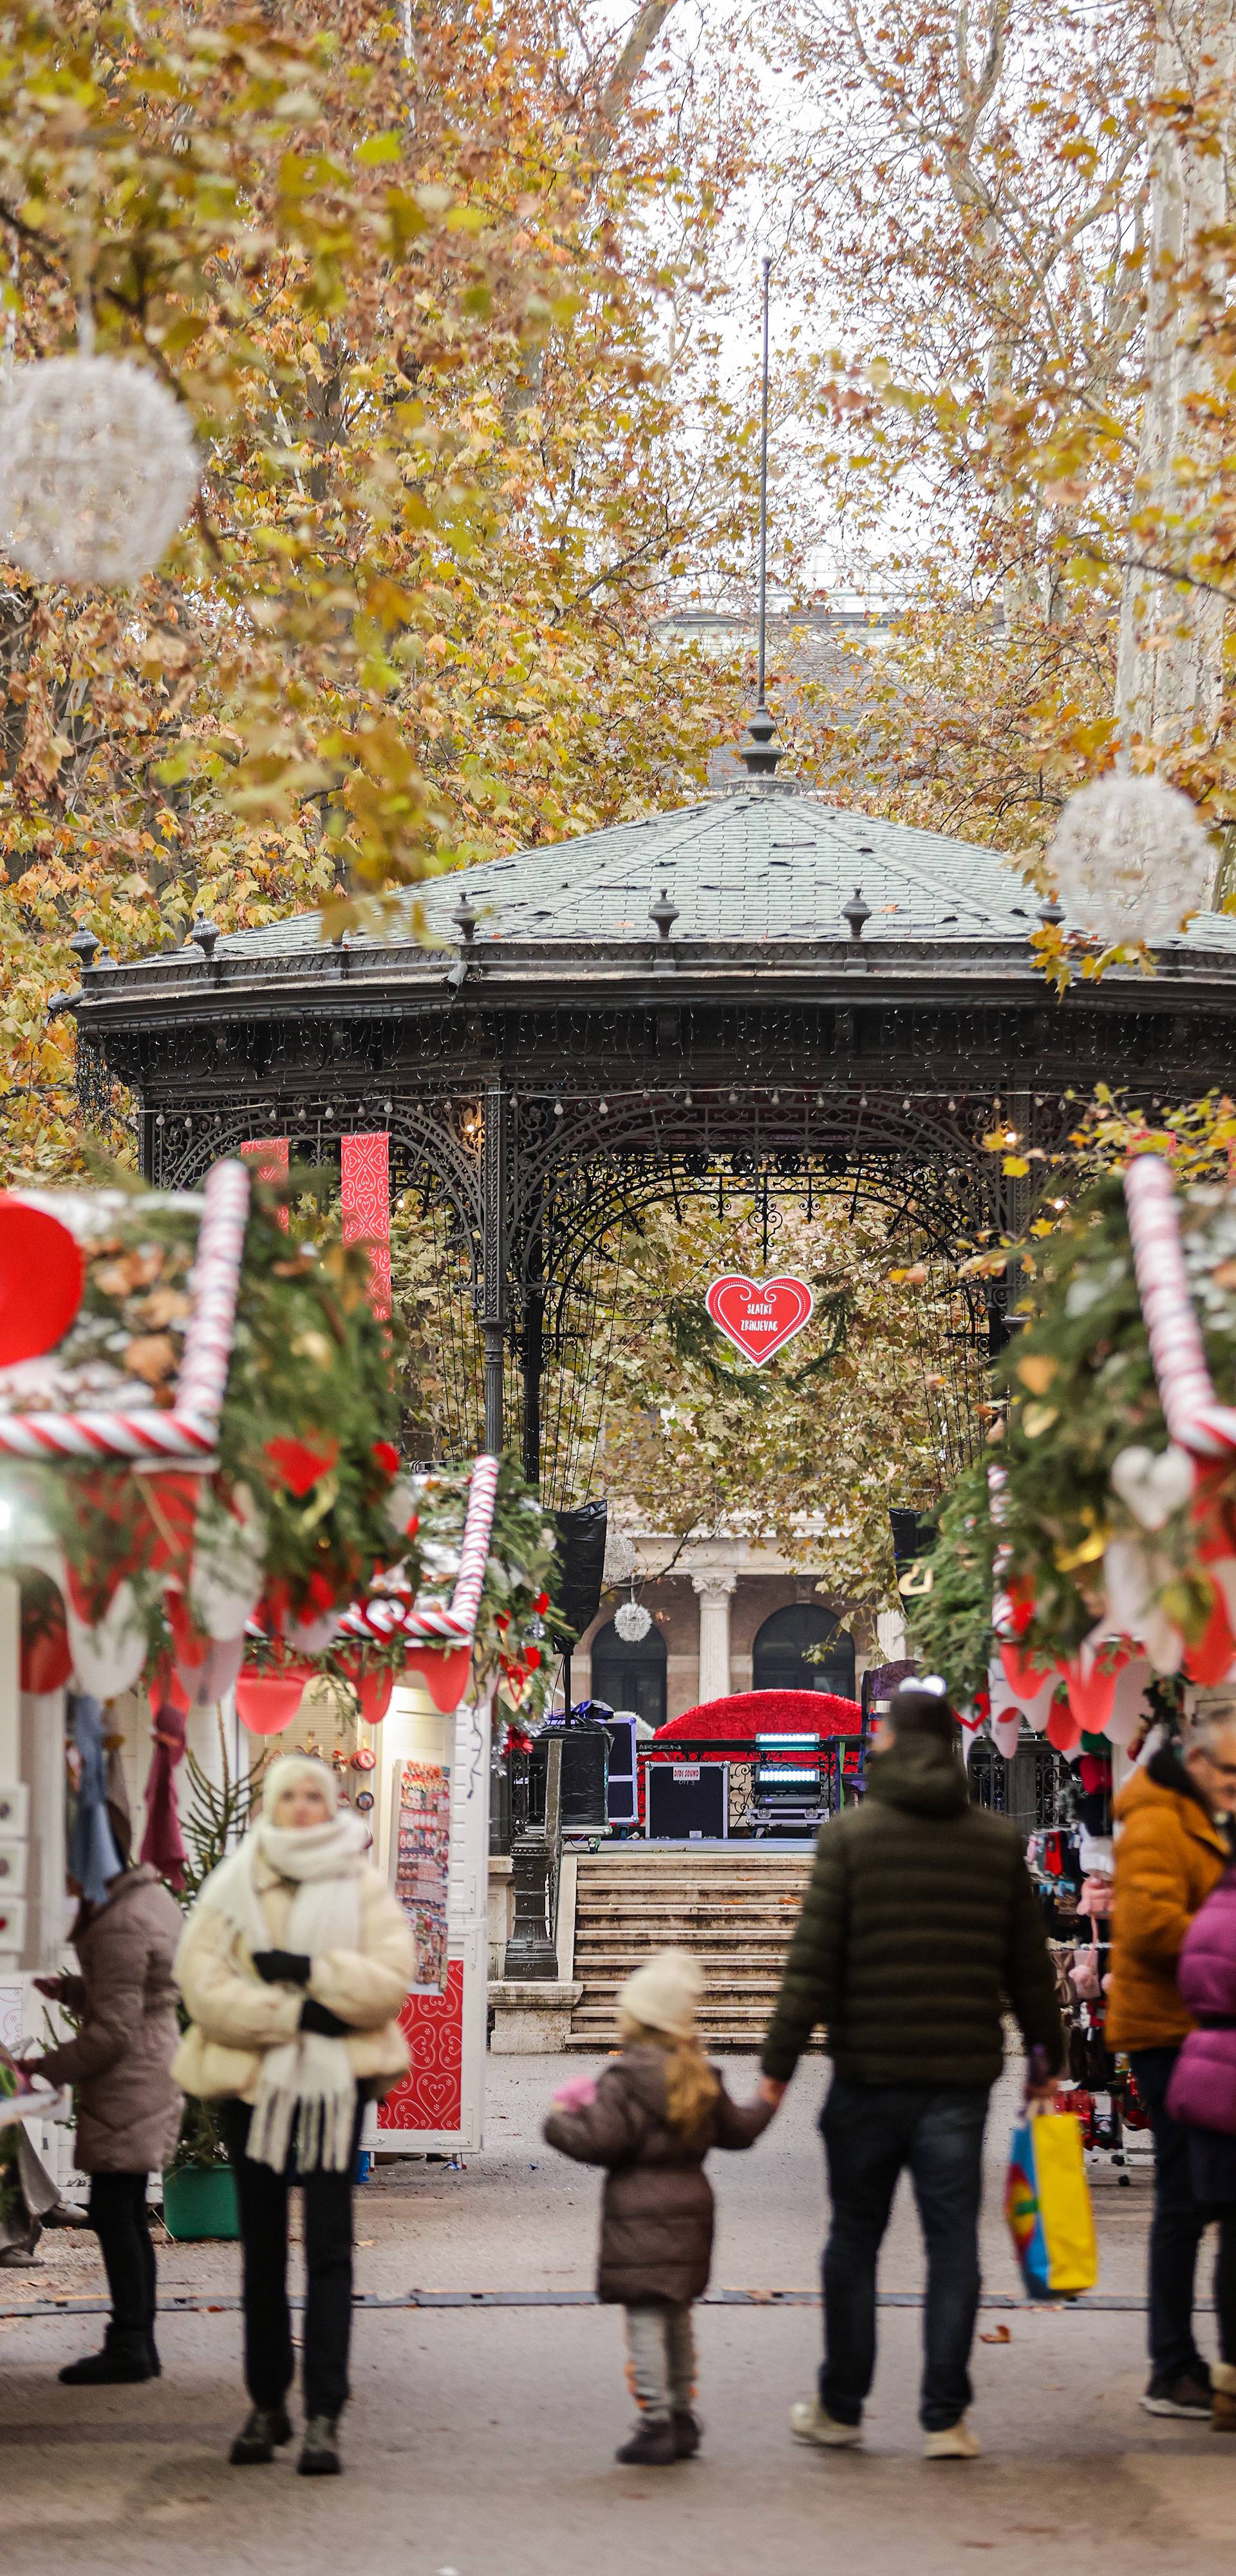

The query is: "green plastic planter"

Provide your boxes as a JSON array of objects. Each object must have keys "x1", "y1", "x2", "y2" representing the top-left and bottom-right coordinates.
[{"x1": 162, "y1": 2164, "x2": 240, "y2": 2241}]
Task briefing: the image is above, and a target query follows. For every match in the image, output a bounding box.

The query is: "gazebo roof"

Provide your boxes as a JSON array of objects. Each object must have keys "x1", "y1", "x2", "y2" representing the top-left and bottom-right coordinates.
[{"x1": 212, "y1": 784, "x2": 1236, "y2": 961}]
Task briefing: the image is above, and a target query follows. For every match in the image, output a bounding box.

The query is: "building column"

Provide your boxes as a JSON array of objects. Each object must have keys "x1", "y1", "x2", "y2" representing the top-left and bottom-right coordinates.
[{"x1": 692, "y1": 1573, "x2": 736, "y2": 1703}]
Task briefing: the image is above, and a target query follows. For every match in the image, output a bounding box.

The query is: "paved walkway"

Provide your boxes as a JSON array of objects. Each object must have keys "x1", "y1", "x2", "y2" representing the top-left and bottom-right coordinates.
[{"x1": 1, "y1": 2055, "x2": 1231, "y2": 2575}]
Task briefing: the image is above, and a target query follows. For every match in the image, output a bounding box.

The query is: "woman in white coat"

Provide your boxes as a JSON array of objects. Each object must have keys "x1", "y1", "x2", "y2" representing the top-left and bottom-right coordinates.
[{"x1": 174, "y1": 1752, "x2": 413, "y2": 2475}]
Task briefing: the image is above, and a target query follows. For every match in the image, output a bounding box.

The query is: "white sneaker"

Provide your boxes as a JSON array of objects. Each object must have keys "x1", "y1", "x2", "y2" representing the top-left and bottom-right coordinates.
[
  {"x1": 922, "y1": 2418, "x2": 982, "y2": 2460},
  {"x1": 789, "y1": 2396, "x2": 865, "y2": 2449}
]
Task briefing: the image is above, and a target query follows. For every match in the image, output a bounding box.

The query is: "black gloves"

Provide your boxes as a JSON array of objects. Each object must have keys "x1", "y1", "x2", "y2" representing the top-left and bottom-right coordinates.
[
  {"x1": 300, "y1": 1996, "x2": 350, "y2": 2039},
  {"x1": 251, "y1": 1949, "x2": 312, "y2": 1986},
  {"x1": 252, "y1": 1953, "x2": 350, "y2": 2033}
]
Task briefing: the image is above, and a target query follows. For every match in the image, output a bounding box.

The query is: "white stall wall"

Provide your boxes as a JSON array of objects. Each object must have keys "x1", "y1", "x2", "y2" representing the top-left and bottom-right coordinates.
[{"x1": 373, "y1": 1677, "x2": 491, "y2": 2155}]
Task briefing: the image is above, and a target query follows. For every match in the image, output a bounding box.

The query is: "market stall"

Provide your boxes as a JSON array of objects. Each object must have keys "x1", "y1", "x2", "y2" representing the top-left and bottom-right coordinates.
[
  {"x1": 0, "y1": 1160, "x2": 554, "y2": 2186},
  {"x1": 905, "y1": 1146, "x2": 1236, "y2": 2164}
]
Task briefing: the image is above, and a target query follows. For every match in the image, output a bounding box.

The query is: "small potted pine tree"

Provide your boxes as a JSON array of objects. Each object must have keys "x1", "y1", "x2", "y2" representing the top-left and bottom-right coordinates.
[{"x1": 161, "y1": 1722, "x2": 262, "y2": 2242}]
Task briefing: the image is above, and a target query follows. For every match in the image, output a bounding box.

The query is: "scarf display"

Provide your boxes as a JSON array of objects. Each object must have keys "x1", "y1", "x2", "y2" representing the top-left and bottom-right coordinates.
[
  {"x1": 67, "y1": 1695, "x2": 124, "y2": 1906},
  {"x1": 140, "y1": 1702, "x2": 187, "y2": 1891},
  {"x1": 196, "y1": 1766, "x2": 366, "y2": 2173}
]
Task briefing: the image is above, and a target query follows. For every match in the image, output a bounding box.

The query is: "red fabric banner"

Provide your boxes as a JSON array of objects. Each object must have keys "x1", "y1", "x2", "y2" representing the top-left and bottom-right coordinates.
[
  {"x1": 341, "y1": 1130, "x2": 391, "y2": 1320},
  {"x1": 240, "y1": 1135, "x2": 290, "y2": 1232},
  {"x1": 377, "y1": 1964, "x2": 464, "y2": 2134}
]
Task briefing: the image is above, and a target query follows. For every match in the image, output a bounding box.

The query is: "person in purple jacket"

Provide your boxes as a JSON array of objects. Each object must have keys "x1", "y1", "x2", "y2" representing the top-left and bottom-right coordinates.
[{"x1": 1168, "y1": 1862, "x2": 1236, "y2": 2430}]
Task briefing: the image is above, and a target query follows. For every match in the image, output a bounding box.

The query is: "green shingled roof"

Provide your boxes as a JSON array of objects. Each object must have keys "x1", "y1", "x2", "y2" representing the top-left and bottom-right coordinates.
[{"x1": 214, "y1": 784, "x2": 1236, "y2": 957}]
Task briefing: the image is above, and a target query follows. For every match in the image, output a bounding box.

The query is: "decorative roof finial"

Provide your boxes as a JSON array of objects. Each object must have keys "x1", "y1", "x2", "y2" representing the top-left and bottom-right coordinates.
[
  {"x1": 843, "y1": 886, "x2": 871, "y2": 940},
  {"x1": 649, "y1": 887, "x2": 679, "y2": 941},
  {"x1": 737, "y1": 705, "x2": 786, "y2": 776},
  {"x1": 453, "y1": 891, "x2": 478, "y2": 945}
]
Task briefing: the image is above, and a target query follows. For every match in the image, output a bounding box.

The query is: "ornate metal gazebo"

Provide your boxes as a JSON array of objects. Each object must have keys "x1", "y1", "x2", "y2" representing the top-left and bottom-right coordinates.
[{"x1": 68, "y1": 743, "x2": 1236, "y2": 1502}]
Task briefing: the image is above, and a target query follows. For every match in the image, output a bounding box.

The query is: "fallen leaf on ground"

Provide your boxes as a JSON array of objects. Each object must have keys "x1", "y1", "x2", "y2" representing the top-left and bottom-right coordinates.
[{"x1": 979, "y1": 2322, "x2": 1012, "y2": 2342}]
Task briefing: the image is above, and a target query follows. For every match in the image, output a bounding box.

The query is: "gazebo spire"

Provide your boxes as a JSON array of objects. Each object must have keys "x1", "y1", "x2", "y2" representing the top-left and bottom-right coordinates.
[{"x1": 737, "y1": 254, "x2": 787, "y2": 781}]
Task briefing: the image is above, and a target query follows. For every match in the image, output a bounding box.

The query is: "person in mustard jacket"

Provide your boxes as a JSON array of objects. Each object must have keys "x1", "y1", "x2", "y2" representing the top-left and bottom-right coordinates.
[
  {"x1": 174, "y1": 1752, "x2": 413, "y2": 2476},
  {"x1": 1108, "y1": 1707, "x2": 1236, "y2": 2421}
]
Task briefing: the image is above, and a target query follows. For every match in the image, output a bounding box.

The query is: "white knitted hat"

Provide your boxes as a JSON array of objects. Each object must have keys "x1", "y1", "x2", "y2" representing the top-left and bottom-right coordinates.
[
  {"x1": 617, "y1": 1947, "x2": 704, "y2": 2041},
  {"x1": 261, "y1": 1751, "x2": 339, "y2": 1819}
]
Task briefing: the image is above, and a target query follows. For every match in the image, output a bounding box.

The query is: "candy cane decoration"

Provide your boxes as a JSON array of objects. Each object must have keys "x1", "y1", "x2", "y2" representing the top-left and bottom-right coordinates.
[
  {"x1": 0, "y1": 1158, "x2": 250, "y2": 1464},
  {"x1": 406, "y1": 1452, "x2": 498, "y2": 1640},
  {"x1": 317, "y1": 1454, "x2": 501, "y2": 1648},
  {"x1": 1123, "y1": 1155, "x2": 1236, "y2": 1457}
]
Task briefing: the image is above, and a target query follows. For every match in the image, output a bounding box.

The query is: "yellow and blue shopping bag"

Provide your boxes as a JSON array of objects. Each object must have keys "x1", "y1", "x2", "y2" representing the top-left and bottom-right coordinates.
[{"x1": 1004, "y1": 2109, "x2": 1098, "y2": 2300}]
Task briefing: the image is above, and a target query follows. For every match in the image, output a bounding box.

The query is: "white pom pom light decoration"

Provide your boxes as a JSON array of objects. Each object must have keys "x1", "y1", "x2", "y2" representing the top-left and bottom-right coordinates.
[
  {"x1": 604, "y1": 1526, "x2": 637, "y2": 1586},
  {"x1": 614, "y1": 1598, "x2": 652, "y2": 1643},
  {"x1": 1047, "y1": 773, "x2": 1215, "y2": 948},
  {"x1": 0, "y1": 355, "x2": 200, "y2": 587}
]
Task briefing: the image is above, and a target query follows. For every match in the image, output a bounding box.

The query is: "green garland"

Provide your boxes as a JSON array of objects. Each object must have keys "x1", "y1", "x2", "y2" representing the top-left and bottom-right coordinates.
[
  {"x1": 914, "y1": 1174, "x2": 1236, "y2": 1689},
  {"x1": 901, "y1": 1463, "x2": 997, "y2": 1705},
  {"x1": 0, "y1": 1177, "x2": 404, "y2": 1654},
  {"x1": 406, "y1": 1453, "x2": 561, "y2": 1709}
]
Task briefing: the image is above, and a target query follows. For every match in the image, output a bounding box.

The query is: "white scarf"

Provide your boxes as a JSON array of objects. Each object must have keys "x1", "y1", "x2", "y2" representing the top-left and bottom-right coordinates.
[{"x1": 197, "y1": 1811, "x2": 368, "y2": 2173}]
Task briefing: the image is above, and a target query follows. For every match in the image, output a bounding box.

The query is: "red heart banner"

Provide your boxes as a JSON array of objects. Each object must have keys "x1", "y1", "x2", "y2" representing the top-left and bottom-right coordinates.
[{"x1": 705, "y1": 1273, "x2": 814, "y2": 1367}]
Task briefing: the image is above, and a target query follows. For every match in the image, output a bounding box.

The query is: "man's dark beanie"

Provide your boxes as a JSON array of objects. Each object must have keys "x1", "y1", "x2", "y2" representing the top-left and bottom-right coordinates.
[{"x1": 887, "y1": 1686, "x2": 960, "y2": 1750}]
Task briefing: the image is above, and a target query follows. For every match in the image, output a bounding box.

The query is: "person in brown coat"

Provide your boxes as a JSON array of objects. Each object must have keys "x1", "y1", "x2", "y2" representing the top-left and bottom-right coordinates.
[
  {"x1": 1107, "y1": 1706, "x2": 1236, "y2": 2421},
  {"x1": 543, "y1": 1948, "x2": 774, "y2": 2467},
  {"x1": 18, "y1": 1840, "x2": 183, "y2": 2385}
]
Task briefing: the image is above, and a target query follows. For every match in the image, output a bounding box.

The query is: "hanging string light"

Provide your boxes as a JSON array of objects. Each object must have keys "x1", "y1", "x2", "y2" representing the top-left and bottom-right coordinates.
[
  {"x1": 1047, "y1": 773, "x2": 1215, "y2": 947},
  {"x1": 0, "y1": 319, "x2": 200, "y2": 588}
]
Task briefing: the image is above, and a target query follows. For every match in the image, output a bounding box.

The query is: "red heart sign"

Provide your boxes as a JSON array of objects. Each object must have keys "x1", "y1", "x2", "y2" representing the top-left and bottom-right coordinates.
[{"x1": 705, "y1": 1274, "x2": 814, "y2": 1367}]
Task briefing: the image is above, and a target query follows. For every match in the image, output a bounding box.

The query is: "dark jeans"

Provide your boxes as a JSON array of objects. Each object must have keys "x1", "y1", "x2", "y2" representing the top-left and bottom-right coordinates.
[
  {"x1": 221, "y1": 2099, "x2": 361, "y2": 2421},
  {"x1": 819, "y1": 2074, "x2": 989, "y2": 2434},
  {"x1": 88, "y1": 2171, "x2": 156, "y2": 2345},
  {"x1": 1129, "y1": 2048, "x2": 1209, "y2": 2381}
]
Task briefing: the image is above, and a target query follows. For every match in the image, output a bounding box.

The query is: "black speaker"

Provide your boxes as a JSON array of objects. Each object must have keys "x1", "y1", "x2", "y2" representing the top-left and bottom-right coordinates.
[
  {"x1": 529, "y1": 1720, "x2": 610, "y2": 1831},
  {"x1": 560, "y1": 1721, "x2": 609, "y2": 1830},
  {"x1": 888, "y1": 1507, "x2": 932, "y2": 1567},
  {"x1": 552, "y1": 1498, "x2": 608, "y2": 1642}
]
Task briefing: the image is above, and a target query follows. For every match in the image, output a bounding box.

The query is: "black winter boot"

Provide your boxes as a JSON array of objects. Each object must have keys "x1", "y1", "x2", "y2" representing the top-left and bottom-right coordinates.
[
  {"x1": 615, "y1": 2416, "x2": 677, "y2": 2467},
  {"x1": 229, "y1": 2405, "x2": 294, "y2": 2465},
  {"x1": 297, "y1": 2414, "x2": 342, "y2": 2476},
  {"x1": 672, "y1": 2409, "x2": 702, "y2": 2458},
  {"x1": 59, "y1": 2327, "x2": 154, "y2": 2386}
]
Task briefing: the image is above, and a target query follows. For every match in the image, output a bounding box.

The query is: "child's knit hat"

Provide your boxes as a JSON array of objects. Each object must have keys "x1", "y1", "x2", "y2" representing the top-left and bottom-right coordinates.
[{"x1": 617, "y1": 1947, "x2": 704, "y2": 2041}]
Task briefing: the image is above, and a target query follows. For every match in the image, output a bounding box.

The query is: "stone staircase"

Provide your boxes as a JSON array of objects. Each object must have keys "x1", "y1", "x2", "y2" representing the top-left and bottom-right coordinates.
[{"x1": 566, "y1": 1846, "x2": 817, "y2": 2052}]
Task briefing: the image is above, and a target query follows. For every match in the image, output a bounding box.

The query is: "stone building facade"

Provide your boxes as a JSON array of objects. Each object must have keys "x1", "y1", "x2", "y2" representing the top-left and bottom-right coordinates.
[{"x1": 566, "y1": 1535, "x2": 907, "y2": 1725}]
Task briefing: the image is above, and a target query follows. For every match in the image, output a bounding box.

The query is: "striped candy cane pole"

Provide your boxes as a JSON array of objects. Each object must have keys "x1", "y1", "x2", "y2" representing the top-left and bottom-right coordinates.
[
  {"x1": 0, "y1": 1158, "x2": 250, "y2": 1463},
  {"x1": 173, "y1": 1159, "x2": 250, "y2": 1444},
  {"x1": 1123, "y1": 1155, "x2": 1236, "y2": 1457},
  {"x1": 406, "y1": 1453, "x2": 499, "y2": 1642}
]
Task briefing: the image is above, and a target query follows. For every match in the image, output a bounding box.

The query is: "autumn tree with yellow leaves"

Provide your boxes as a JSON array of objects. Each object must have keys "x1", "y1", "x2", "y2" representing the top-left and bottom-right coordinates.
[
  {"x1": 0, "y1": 0, "x2": 759, "y2": 1173},
  {"x1": 765, "y1": 1, "x2": 1236, "y2": 885}
]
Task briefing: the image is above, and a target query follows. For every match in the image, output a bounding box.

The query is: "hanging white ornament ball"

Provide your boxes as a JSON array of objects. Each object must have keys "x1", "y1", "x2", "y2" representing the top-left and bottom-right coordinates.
[
  {"x1": 0, "y1": 354, "x2": 201, "y2": 588},
  {"x1": 614, "y1": 1598, "x2": 652, "y2": 1643},
  {"x1": 1047, "y1": 773, "x2": 1215, "y2": 948}
]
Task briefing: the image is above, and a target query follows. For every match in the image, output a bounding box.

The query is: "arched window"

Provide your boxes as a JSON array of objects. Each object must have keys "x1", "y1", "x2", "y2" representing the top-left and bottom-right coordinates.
[
  {"x1": 589, "y1": 1618, "x2": 668, "y2": 1729},
  {"x1": 752, "y1": 1604, "x2": 855, "y2": 1699}
]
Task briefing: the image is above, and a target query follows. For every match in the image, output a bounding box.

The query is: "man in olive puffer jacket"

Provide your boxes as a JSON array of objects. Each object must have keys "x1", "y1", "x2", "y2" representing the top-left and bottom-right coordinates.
[{"x1": 760, "y1": 1687, "x2": 1062, "y2": 2459}]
